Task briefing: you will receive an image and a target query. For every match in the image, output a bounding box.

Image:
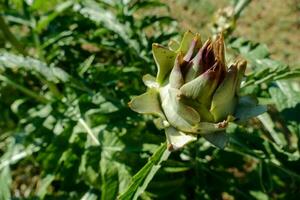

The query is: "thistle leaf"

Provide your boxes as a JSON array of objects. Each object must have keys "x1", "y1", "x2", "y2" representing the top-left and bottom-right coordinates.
[
  {"x1": 235, "y1": 96, "x2": 267, "y2": 121},
  {"x1": 203, "y1": 132, "x2": 228, "y2": 149}
]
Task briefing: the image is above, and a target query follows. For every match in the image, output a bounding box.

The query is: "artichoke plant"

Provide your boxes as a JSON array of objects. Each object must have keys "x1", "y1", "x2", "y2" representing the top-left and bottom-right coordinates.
[{"x1": 129, "y1": 31, "x2": 265, "y2": 151}]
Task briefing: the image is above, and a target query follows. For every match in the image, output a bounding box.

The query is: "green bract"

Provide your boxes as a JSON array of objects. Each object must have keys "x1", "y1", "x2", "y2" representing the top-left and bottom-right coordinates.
[{"x1": 129, "y1": 31, "x2": 265, "y2": 151}]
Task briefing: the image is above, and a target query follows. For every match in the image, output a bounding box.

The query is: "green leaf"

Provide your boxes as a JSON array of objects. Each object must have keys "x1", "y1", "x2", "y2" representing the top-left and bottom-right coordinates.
[
  {"x1": 249, "y1": 191, "x2": 269, "y2": 200},
  {"x1": 78, "y1": 0, "x2": 140, "y2": 52},
  {"x1": 118, "y1": 143, "x2": 170, "y2": 200},
  {"x1": 0, "y1": 52, "x2": 69, "y2": 83},
  {"x1": 36, "y1": 1, "x2": 73, "y2": 33},
  {"x1": 81, "y1": 191, "x2": 98, "y2": 200},
  {"x1": 0, "y1": 167, "x2": 11, "y2": 200},
  {"x1": 36, "y1": 174, "x2": 55, "y2": 198},
  {"x1": 140, "y1": 16, "x2": 174, "y2": 29},
  {"x1": 258, "y1": 161, "x2": 273, "y2": 192},
  {"x1": 78, "y1": 54, "x2": 95, "y2": 77},
  {"x1": 273, "y1": 68, "x2": 300, "y2": 80},
  {"x1": 257, "y1": 113, "x2": 284, "y2": 146},
  {"x1": 203, "y1": 132, "x2": 229, "y2": 149},
  {"x1": 129, "y1": 1, "x2": 169, "y2": 13},
  {"x1": 229, "y1": 37, "x2": 269, "y2": 61},
  {"x1": 99, "y1": 102, "x2": 119, "y2": 114},
  {"x1": 101, "y1": 160, "x2": 119, "y2": 200},
  {"x1": 246, "y1": 43, "x2": 270, "y2": 61},
  {"x1": 235, "y1": 96, "x2": 267, "y2": 121},
  {"x1": 269, "y1": 80, "x2": 300, "y2": 111}
]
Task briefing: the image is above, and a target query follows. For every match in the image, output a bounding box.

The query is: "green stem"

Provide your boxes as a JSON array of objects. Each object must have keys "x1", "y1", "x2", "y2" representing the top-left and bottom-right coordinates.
[
  {"x1": 30, "y1": 17, "x2": 45, "y2": 60},
  {"x1": 234, "y1": 0, "x2": 252, "y2": 19},
  {"x1": 133, "y1": 147, "x2": 170, "y2": 199},
  {"x1": 78, "y1": 118, "x2": 100, "y2": 146},
  {"x1": 118, "y1": 143, "x2": 170, "y2": 200},
  {"x1": 42, "y1": 79, "x2": 63, "y2": 99},
  {"x1": 269, "y1": 161, "x2": 300, "y2": 182},
  {"x1": 0, "y1": 14, "x2": 27, "y2": 55},
  {"x1": 0, "y1": 74, "x2": 49, "y2": 103}
]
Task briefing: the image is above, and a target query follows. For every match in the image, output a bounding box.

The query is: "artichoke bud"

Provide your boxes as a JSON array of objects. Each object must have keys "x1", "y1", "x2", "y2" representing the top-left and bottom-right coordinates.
[
  {"x1": 180, "y1": 61, "x2": 220, "y2": 103},
  {"x1": 129, "y1": 30, "x2": 263, "y2": 151},
  {"x1": 160, "y1": 86, "x2": 200, "y2": 133}
]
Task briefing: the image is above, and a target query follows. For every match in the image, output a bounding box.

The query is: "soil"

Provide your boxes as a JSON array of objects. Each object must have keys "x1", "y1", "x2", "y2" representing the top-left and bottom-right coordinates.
[{"x1": 162, "y1": 0, "x2": 300, "y2": 67}]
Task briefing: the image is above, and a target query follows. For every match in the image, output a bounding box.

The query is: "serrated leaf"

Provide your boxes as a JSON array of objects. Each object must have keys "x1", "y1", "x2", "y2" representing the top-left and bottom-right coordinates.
[
  {"x1": 36, "y1": 174, "x2": 55, "y2": 198},
  {"x1": 140, "y1": 16, "x2": 174, "y2": 29},
  {"x1": 101, "y1": 160, "x2": 119, "y2": 200},
  {"x1": 36, "y1": 1, "x2": 73, "y2": 33},
  {"x1": 269, "y1": 80, "x2": 300, "y2": 111},
  {"x1": 129, "y1": 1, "x2": 169, "y2": 13},
  {"x1": 203, "y1": 131, "x2": 229, "y2": 149},
  {"x1": 81, "y1": 191, "x2": 98, "y2": 200},
  {"x1": 235, "y1": 96, "x2": 267, "y2": 121},
  {"x1": 78, "y1": 0, "x2": 140, "y2": 52}
]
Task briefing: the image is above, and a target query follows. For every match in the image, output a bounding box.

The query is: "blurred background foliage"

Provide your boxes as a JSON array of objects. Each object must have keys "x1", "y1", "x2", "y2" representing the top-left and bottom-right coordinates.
[{"x1": 0, "y1": 0, "x2": 300, "y2": 199}]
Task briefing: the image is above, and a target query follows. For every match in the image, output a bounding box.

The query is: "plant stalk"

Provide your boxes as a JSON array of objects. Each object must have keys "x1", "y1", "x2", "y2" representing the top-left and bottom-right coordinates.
[
  {"x1": 78, "y1": 118, "x2": 100, "y2": 146},
  {"x1": 0, "y1": 14, "x2": 27, "y2": 55},
  {"x1": 118, "y1": 143, "x2": 171, "y2": 200},
  {"x1": 0, "y1": 74, "x2": 49, "y2": 103}
]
